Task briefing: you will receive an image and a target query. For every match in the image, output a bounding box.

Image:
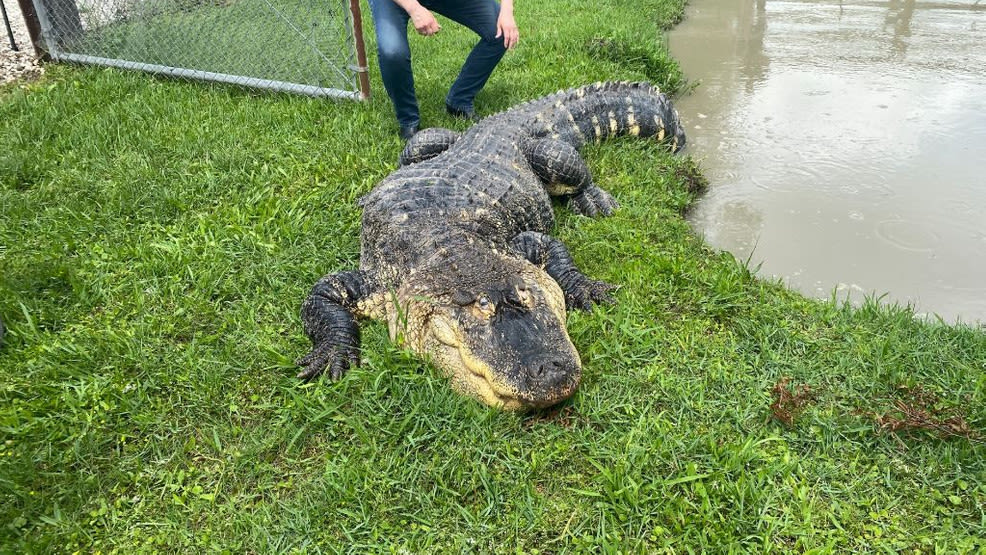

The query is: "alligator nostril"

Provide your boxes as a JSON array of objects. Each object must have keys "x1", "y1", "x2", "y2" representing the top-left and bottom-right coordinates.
[{"x1": 528, "y1": 357, "x2": 567, "y2": 380}]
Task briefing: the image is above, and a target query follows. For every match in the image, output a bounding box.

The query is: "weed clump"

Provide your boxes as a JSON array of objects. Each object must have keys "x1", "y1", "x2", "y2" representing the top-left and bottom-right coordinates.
[
  {"x1": 863, "y1": 385, "x2": 980, "y2": 441},
  {"x1": 769, "y1": 377, "x2": 816, "y2": 428},
  {"x1": 674, "y1": 157, "x2": 708, "y2": 196}
]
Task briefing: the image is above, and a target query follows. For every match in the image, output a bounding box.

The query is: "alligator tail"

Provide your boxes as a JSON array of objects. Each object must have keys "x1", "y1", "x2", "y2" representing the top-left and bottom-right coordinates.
[{"x1": 534, "y1": 81, "x2": 686, "y2": 152}]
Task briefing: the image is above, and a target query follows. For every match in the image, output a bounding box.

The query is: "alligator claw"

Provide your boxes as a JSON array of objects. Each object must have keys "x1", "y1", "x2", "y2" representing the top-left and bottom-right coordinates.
[
  {"x1": 565, "y1": 279, "x2": 619, "y2": 311},
  {"x1": 295, "y1": 342, "x2": 359, "y2": 381},
  {"x1": 569, "y1": 185, "x2": 620, "y2": 217}
]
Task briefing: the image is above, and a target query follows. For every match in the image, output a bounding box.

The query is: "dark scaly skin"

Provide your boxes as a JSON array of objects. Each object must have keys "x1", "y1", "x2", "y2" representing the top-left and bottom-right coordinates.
[{"x1": 299, "y1": 82, "x2": 685, "y2": 410}]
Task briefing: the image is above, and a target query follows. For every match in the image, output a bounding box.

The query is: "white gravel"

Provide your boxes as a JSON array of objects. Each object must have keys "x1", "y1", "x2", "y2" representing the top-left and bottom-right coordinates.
[{"x1": 1, "y1": 0, "x2": 44, "y2": 86}]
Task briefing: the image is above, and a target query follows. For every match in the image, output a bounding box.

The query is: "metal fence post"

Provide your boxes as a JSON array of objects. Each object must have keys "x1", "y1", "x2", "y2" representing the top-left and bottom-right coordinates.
[{"x1": 2, "y1": 0, "x2": 19, "y2": 50}]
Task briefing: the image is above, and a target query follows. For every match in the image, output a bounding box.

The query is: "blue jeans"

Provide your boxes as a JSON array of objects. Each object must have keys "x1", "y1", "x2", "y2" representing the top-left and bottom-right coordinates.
[{"x1": 367, "y1": 0, "x2": 508, "y2": 127}]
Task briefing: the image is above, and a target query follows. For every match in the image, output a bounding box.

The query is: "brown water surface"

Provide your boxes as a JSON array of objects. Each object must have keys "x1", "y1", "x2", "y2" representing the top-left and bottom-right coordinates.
[{"x1": 668, "y1": 0, "x2": 986, "y2": 324}]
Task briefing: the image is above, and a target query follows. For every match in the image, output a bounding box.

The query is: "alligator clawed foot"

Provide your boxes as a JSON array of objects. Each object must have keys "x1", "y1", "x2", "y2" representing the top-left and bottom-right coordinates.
[
  {"x1": 296, "y1": 342, "x2": 359, "y2": 381},
  {"x1": 569, "y1": 185, "x2": 620, "y2": 218},
  {"x1": 566, "y1": 279, "x2": 619, "y2": 311}
]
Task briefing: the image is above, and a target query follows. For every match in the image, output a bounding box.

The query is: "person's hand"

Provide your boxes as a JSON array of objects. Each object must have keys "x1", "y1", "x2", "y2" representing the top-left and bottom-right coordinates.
[
  {"x1": 409, "y1": 7, "x2": 441, "y2": 36},
  {"x1": 496, "y1": 10, "x2": 519, "y2": 49}
]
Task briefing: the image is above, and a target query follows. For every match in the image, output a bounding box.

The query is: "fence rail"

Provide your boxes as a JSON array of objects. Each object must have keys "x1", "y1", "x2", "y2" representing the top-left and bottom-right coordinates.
[{"x1": 26, "y1": 0, "x2": 369, "y2": 99}]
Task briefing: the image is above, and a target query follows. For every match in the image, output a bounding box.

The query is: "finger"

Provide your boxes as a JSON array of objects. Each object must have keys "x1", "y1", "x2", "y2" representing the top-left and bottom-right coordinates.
[
  {"x1": 416, "y1": 20, "x2": 437, "y2": 35},
  {"x1": 506, "y1": 28, "x2": 519, "y2": 49}
]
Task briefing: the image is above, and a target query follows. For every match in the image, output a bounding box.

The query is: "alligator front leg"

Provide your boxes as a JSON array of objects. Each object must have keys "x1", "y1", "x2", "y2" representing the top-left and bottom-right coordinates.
[
  {"x1": 511, "y1": 231, "x2": 617, "y2": 310},
  {"x1": 297, "y1": 270, "x2": 380, "y2": 380},
  {"x1": 398, "y1": 128, "x2": 461, "y2": 166},
  {"x1": 523, "y1": 137, "x2": 620, "y2": 217}
]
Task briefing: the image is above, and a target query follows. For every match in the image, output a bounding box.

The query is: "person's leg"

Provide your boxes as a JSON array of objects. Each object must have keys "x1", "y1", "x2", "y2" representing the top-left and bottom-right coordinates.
[
  {"x1": 428, "y1": 0, "x2": 507, "y2": 112},
  {"x1": 367, "y1": 0, "x2": 419, "y2": 128}
]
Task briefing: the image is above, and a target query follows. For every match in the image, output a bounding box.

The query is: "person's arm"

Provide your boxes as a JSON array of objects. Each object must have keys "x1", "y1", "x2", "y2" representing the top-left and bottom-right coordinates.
[
  {"x1": 391, "y1": 0, "x2": 441, "y2": 36},
  {"x1": 496, "y1": 0, "x2": 519, "y2": 49}
]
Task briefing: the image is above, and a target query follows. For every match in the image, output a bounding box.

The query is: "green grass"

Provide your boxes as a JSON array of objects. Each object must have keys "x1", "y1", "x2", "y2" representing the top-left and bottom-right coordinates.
[{"x1": 1, "y1": 0, "x2": 984, "y2": 552}]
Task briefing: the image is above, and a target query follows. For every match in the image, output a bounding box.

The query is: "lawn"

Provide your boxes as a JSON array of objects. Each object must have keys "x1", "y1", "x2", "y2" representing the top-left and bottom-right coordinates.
[{"x1": 1, "y1": 0, "x2": 984, "y2": 552}]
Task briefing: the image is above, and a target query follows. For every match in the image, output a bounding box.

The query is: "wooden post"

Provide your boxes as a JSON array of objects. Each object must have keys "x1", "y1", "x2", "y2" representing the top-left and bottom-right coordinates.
[
  {"x1": 348, "y1": 0, "x2": 371, "y2": 100},
  {"x1": 15, "y1": 0, "x2": 45, "y2": 58}
]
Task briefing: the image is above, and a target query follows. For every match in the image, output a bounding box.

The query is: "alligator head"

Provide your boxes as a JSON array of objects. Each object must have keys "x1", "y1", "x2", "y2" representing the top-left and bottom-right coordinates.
[{"x1": 389, "y1": 241, "x2": 582, "y2": 410}]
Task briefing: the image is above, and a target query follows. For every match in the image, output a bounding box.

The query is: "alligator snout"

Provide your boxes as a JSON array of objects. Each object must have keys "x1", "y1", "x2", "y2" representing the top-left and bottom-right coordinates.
[
  {"x1": 525, "y1": 354, "x2": 571, "y2": 381},
  {"x1": 519, "y1": 354, "x2": 581, "y2": 405}
]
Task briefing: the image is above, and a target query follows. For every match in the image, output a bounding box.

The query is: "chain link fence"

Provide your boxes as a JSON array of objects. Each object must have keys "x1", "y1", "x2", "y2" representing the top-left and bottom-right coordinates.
[{"x1": 27, "y1": 0, "x2": 369, "y2": 99}]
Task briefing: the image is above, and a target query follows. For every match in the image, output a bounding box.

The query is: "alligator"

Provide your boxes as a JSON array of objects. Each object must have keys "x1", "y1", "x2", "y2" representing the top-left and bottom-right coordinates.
[{"x1": 298, "y1": 81, "x2": 685, "y2": 410}]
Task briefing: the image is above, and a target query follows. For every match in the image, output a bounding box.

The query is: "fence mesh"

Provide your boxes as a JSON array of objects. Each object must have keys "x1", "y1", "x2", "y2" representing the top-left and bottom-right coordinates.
[{"x1": 30, "y1": 0, "x2": 366, "y2": 98}]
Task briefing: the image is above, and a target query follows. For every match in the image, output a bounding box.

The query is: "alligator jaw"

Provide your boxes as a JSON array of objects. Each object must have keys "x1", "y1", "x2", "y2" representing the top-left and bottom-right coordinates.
[
  {"x1": 455, "y1": 343, "x2": 579, "y2": 411},
  {"x1": 457, "y1": 345, "x2": 526, "y2": 410}
]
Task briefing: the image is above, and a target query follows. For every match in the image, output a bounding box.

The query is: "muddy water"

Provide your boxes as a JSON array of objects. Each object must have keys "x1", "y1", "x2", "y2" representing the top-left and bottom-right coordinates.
[{"x1": 668, "y1": 0, "x2": 986, "y2": 324}]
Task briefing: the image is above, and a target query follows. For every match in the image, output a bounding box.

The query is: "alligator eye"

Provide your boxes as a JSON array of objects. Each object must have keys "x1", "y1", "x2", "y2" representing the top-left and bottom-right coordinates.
[{"x1": 474, "y1": 295, "x2": 496, "y2": 318}]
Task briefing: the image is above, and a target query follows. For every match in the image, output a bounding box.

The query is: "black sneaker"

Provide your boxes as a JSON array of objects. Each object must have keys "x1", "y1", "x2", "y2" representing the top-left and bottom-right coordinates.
[
  {"x1": 446, "y1": 103, "x2": 479, "y2": 122},
  {"x1": 399, "y1": 124, "x2": 419, "y2": 141}
]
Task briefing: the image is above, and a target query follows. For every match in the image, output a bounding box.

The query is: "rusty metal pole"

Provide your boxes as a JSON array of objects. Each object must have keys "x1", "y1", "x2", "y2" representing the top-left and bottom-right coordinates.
[
  {"x1": 2, "y1": 0, "x2": 19, "y2": 51},
  {"x1": 348, "y1": 0, "x2": 371, "y2": 100},
  {"x1": 15, "y1": 0, "x2": 45, "y2": 59}
]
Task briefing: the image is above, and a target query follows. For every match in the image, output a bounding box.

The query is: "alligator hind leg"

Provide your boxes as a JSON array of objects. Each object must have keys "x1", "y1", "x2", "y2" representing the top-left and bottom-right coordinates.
[
  {"x1": 297, "y1": 270, "x2": 380, "y2": 380},
  {"x1": 399, "y1": 128, "x2": 461, "y2": 166},
  {"x1": 511, "y1": 231, "x2": 617, "y2": 310},
  {"x1": 524, "y1": 137, "x2": 620, "y2": 217}
]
